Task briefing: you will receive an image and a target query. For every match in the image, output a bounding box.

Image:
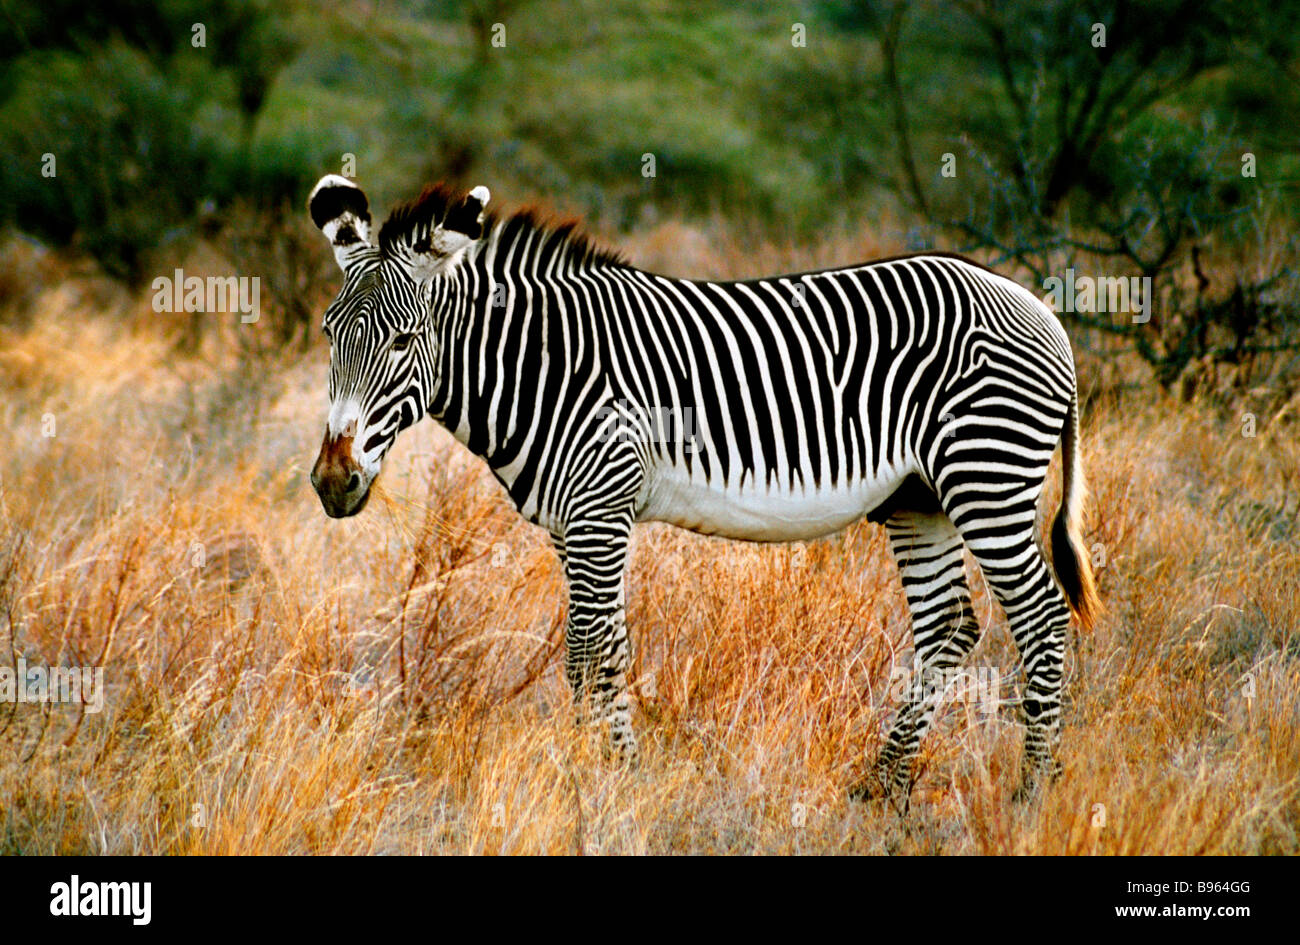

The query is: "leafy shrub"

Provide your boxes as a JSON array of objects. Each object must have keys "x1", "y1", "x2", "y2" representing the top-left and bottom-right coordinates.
[{"x1": 0, "y1": 1, "x2": 308, "y2": 284}]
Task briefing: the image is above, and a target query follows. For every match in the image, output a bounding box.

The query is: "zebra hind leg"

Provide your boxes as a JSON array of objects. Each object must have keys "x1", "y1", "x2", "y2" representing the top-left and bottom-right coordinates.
[
  {"x1": 951, "y1": 513, "x2": 1070, "y2": 800},
  {"x1": 851, "y1": 507, "x2": 981, "y2": 805},
  {"x1": 559, "y1": 517, "x2": 638, "y2": 764}
]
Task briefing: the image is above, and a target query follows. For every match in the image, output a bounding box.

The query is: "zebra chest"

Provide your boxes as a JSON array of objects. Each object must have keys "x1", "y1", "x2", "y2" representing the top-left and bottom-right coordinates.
[{"x1": 635, "y1": 462, "x2": 910, "y2": 542}]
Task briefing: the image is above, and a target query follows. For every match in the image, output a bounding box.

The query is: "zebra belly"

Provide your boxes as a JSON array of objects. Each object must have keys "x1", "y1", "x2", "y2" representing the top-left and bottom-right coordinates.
[{"x1": 636, "y1": 464, "x2": 909, "y2": 542}]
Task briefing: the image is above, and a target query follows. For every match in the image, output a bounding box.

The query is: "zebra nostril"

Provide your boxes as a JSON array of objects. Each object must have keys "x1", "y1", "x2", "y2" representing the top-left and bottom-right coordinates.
[{"x1": 346, "y1": 472, "x2": 362, "y2": 492}]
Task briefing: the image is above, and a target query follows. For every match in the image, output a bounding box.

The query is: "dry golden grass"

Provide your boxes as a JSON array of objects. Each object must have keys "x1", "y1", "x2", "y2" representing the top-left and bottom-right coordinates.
[{"x1": 1, "y1": 234, "x2": 1298, "y2": 855}]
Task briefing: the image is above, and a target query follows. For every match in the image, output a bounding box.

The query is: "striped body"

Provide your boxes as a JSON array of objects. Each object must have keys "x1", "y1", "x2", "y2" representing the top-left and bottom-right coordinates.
[
  {"x1": 307, "y1": 176, "x2": 1099, "y2": 802},
  {"x1": 436, "y1": 226, "x2": 1070, "y2": 532}
]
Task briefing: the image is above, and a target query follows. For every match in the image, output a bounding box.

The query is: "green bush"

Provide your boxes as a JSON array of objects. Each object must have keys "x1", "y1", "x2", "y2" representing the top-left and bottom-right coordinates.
[{"x1": 0, "y1": 1, "x2": 307, "y2": 284}]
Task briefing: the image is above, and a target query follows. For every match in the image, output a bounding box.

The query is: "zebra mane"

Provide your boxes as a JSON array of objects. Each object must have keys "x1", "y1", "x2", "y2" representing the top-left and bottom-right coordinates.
[
  {"x1": 494, "y1": 207, "x2": 627, "y2": 269},
  {"x1": 379, "y1": 182, "x2": 625, "y2": 269}
]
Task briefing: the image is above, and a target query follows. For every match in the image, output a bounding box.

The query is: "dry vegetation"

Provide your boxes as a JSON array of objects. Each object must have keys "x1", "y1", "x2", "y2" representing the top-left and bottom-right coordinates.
[{"x1": 1, "y1": 229, "x2": 1298, "y2": 856}]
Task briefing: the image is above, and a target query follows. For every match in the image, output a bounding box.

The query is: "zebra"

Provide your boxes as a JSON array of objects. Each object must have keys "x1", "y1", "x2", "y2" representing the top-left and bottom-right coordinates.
[{"x1": 306, "y1": 173, "x2": 1100, "y2": 801}]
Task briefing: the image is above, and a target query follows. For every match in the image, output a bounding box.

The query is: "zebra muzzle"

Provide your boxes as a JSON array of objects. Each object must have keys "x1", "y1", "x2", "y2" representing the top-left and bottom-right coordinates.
[{"x1": 310, "y1": 431, "x2": 371, "y2": 517}]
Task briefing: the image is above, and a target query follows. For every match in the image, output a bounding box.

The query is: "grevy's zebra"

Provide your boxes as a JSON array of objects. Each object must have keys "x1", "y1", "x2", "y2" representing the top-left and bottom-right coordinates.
[{"x1": 307, "y1": 174, "x2": 1100, "y2": 801}]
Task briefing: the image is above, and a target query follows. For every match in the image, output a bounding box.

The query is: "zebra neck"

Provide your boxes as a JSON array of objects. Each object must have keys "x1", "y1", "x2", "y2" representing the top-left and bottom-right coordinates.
[{"x1": 431, "y1": 223, "x2": 618, "y2": 481}]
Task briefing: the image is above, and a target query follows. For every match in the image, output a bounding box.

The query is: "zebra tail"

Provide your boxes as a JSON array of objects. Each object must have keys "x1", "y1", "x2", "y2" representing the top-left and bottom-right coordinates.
[{"x1": 1051, "y1": 390, "x2": 1101, "y2": 631}]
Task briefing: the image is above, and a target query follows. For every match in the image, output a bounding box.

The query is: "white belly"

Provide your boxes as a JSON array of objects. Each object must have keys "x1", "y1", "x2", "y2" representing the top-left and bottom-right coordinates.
[{"x1": 636, "y1": 462, "x2": 909, "y2": 541}]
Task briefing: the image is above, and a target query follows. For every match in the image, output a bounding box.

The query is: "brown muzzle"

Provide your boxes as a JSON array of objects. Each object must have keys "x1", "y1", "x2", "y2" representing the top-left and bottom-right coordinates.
[{"x1": 310, "y1": 431, "x2": 370, "y2": 517}]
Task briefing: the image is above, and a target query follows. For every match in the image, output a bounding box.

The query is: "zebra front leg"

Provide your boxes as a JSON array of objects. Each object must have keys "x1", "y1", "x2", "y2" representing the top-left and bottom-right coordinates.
[
  {"x1": 853, "y1": 508, "x2": 980, "y2": 803},
  {"x1": 559, "y1": 517, "x2": 638, "y2": 764}
]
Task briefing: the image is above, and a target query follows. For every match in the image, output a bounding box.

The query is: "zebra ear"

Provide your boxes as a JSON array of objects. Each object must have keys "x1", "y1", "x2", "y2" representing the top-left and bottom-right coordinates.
[
  {"x1": 308, "y1": 175, "x2": 373, "y2": 272},
  {"x1": 408, "y1": 185, "x2": 490, "y2": 282},
  {"x1": 444, "y1": 185, "x2": 490, "y2": 240}
]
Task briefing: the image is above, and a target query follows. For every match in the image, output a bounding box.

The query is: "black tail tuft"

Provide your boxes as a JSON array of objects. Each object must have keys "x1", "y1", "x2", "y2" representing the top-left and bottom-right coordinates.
[
  {"x1": 1051, "y1": 391, "x2": 1100, "y2": 631},
  {"x1": 1051, "y1": 507, "x2": 1098, "y2": 631}
]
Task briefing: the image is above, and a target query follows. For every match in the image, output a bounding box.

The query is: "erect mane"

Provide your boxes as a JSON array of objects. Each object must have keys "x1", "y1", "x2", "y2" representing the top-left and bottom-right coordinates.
[
  {"x1": 495, "y1": 206, "x2": 627, "y2": 269},
  {"x1": 379, "y1": 182, "x2": 625, "y2": 268}
]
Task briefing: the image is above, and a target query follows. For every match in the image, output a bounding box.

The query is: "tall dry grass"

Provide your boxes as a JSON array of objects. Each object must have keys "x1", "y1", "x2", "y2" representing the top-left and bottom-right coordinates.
[{"x1": 1, "y1": 231, "x2": 1297, "y2": 855}]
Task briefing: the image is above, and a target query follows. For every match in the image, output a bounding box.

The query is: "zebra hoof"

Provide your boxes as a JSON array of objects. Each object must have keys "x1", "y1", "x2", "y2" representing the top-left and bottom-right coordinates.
[
  {"x1": 847, "y1": 778, "x2": 882, "y2": 802},
  {"x1": 600, "y1": 734, "x2": 640, "y2": 769},
  {"x1": 1010, "y1": 779, "x2": 1041, "y2": 803},
  {"x1": 1011, "y1": 761, "x2": 1061, "y2": 802},
  {"x1": 848, "y1": 770, "x2": 905, "y2": 806}
]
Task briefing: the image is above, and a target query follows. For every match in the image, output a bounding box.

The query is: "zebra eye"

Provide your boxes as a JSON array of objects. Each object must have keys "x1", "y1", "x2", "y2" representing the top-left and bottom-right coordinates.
[{"x1": 391, "y1": 332, "x2": 416, "y2": 353}]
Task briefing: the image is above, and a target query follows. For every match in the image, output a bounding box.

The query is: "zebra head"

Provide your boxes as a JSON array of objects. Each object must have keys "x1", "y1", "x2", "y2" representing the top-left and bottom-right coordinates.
[{"x1": 306, "y1": 174, "x2": 490, "y2": 517}]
